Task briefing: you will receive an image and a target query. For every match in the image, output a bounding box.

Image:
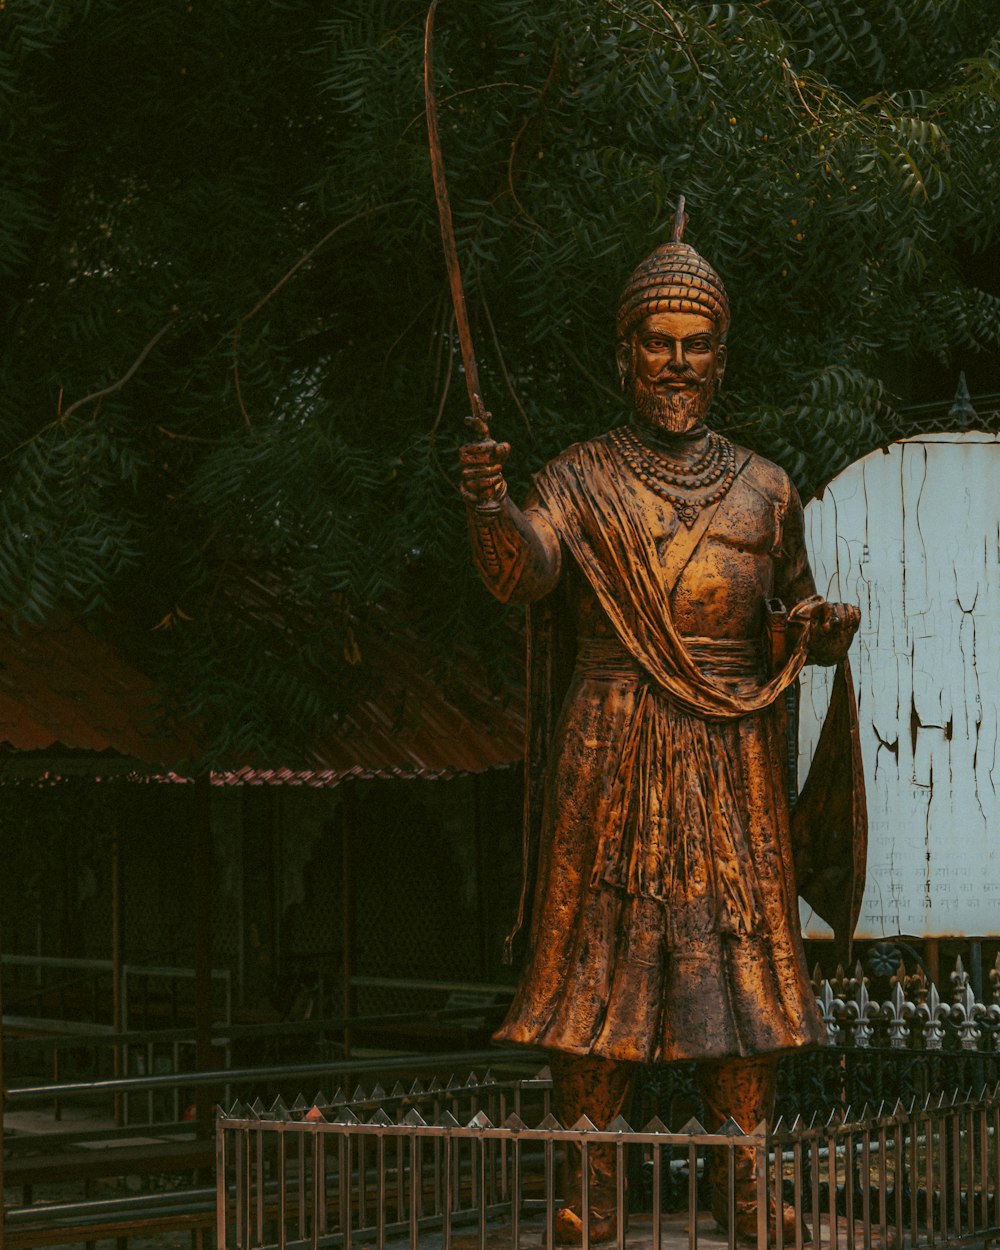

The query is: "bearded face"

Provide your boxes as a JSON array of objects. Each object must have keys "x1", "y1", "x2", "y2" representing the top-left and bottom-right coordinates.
[
  {"x1": 630, "y1": 369, "x2": 715, "y2": 432},
  {"x1": 619, "y1": 310, "x2": 726, "y2": 435}
]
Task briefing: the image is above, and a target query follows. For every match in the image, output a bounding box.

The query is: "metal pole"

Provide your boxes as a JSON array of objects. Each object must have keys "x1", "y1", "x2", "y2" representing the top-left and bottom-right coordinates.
[
  {"x1": 0, "y1": 905, "x2": 6, "y2": 1249},
  {"x1": 971, "y1": 939, "x2": 984, "y2": 1000},
  {"x1": 474, "y1": 775, "x2": 489, "y2": 981},
  {"x1": 925, "y1": 937, "x2": 940, "y2": 988},
  {"x1": 111, "y1": 808, "x2": 124, "y2": 1127},
  {"x1": 194, "y1": 775, "x2": 214, "y2": 1137},
  {"x1": 342, "y1": 783, "x2": 356, "y2": 1061},
  {"x1": 6, "y1": 1047, "x2": 545, "y2": 1105}
]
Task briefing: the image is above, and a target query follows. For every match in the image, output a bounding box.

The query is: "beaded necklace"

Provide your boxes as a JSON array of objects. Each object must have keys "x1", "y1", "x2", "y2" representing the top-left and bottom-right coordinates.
[{"x1": 610, "y1": 424, "x2": 738, "y2": 527}]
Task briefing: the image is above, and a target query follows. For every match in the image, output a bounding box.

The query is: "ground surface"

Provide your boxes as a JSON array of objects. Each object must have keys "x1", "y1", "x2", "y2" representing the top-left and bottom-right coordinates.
[
  {"x1": 4, "y1": 1103, "x2": 207, "y2": 1250},
  {"x1": 391, "y1": 1210, "x2": 909, "y2": 1250}
]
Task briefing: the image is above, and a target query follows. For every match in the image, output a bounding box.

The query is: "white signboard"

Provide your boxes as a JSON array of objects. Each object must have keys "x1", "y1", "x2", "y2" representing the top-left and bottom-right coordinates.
[{"x1": 798, "y1": 432, "x2": 1000, "y2": 939}]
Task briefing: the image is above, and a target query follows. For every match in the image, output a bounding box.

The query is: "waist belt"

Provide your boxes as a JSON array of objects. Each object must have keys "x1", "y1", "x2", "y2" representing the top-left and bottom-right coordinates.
[{"x1": 575, "y1": 635, "x2": 762, "y2": 681}]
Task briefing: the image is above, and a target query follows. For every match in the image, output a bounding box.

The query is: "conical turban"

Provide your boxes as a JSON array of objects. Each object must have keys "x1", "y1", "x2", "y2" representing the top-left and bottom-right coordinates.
[{"x1": 616, "y1": 241, "x2": 729, "y2": 342}]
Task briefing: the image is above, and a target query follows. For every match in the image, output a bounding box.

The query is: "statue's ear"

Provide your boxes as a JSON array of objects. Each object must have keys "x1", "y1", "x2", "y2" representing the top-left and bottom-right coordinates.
[
  {"x1": 615, "y1": 340, "x2": 630, "y2": 392},
  {"x1": 714, "y1": 341, "x2": 728, "y2": 389}
]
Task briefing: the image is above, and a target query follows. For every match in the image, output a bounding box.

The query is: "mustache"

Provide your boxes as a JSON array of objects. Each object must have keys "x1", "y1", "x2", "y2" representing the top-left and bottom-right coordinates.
[{"x1": 655, "y1": 369, "x2": 702, "y2": 385}]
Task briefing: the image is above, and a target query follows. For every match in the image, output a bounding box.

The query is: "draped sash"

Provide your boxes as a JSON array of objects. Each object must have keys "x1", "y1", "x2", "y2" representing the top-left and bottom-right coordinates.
[
  {"x1": 517, "y1": 438, "x2": 809, "y2": 928},
  {"x1": 531, "y1": 438, "x2": 811, "y2": 718}
]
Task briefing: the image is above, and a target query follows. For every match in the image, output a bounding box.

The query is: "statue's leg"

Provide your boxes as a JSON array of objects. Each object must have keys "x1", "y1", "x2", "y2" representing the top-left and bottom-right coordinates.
[
  {"x1": 549, "y1": 1051, "x2": 633, "y2": 1245},
  {"x1": 695, "y1": 1055, "x2": 805, "y2": 1242}
]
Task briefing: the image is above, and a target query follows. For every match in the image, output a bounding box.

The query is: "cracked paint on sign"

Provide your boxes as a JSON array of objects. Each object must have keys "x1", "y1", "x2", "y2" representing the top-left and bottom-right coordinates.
[{"x1": 799, "y1": 432, "x2": 1000, "y2": 939}]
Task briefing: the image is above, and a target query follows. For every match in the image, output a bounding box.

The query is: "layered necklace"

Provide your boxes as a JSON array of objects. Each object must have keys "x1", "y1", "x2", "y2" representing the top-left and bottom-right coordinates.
[{"x1": 610, "y1": 423, "x2": 737, "y2": 527}]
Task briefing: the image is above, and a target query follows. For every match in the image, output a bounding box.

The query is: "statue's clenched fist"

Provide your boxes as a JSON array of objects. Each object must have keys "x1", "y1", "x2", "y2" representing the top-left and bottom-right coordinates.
[
  {"x1": 459, "y1": 409, "x2": 511, "y2": 509},
  {"x1": 792, "y1": 596, "x2": 861, "y2": 665}
]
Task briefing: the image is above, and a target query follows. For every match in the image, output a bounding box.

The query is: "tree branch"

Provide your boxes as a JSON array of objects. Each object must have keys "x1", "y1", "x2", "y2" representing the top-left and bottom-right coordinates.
[
  {"x1": 232, "y1": 199, "x2": 417, "y2": 425},
  {"x1": 401, "y1": 81, "x2": 541, "y2": 138},
  {"x1": 156, "y1": 426, "x2": 225, "y2": 445},
  {"x1": 784, "y1": 59, "x2": 822, "y2": 124},
  {"x1": 603, "y1": 0, "x2": 673, "y2": 41},
  {"x1": 237, "y1": 200, "x2": 416, "y2": 329},
  {"x1": 505, "y1": 42, "x2": 560, "y2": 225},
  {"x1": 481, "y1": 294, "x2": 534, "y2": 445},
  {"x1": 430, "y1": 311, "x2": 455, "y2": 436},
  {"x1": 59, "y1": 318, "x2": 178, "y2": 425},
  {"x1": 645, "y1": 0, "x2": 701, "y2": 73},
  {"x1": 602, "y1": 0, "x2": 702, "y2": 78}
]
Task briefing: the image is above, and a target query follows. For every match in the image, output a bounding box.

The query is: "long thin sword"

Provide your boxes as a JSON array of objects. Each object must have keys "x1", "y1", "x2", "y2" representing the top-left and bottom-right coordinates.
[{"x1": 423, "y1": 0, "x2": 488, "y2": 431}]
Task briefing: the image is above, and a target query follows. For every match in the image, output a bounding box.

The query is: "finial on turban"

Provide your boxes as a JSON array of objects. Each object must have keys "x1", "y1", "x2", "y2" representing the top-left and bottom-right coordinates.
[
  {"x1": 616, "y1": 198, "x2": 729, "y2": 342},
  {"x1": 671, "y1": 195, "x2": 687, "y2": 243}
]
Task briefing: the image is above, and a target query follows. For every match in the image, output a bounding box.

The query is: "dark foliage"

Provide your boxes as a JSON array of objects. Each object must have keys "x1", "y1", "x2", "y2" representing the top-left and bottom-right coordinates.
[{"x1": 1, "y1": 1, "x2": 997, "y2": 763}]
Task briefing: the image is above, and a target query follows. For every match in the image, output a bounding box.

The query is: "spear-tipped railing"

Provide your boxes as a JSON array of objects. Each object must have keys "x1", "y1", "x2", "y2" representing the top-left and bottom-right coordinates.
[
  {"x1": 216, "y1": 1075, "x2": 767, "y2": 1250},
  {"x1": 211, "y1": 956, "x2": 1000, "y2": 1249},
  {"x1": 217, "y1": 1065, "x2": 1000, "y2": 1250}
]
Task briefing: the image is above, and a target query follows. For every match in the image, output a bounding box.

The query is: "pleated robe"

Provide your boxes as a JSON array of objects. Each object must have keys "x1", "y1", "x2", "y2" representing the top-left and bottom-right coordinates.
[{"x1": 494, "y1": 434, "x2": 861, "y2": 1063}]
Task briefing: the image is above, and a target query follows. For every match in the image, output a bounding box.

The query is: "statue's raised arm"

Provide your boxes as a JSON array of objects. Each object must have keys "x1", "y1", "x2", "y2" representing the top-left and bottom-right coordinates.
[{"x1": 459, "y1": 406, "x2": 561, "y2": 604}]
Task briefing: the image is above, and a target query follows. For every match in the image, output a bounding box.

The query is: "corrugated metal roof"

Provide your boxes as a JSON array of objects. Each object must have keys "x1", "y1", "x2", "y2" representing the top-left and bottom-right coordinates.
[
  {"x1": 0, "y1": 614, "x2": 197, "y2": 767},
  {"x1": 291, "y1": 625, "x2": 524, "y2": 781},
  {"x1": 0, "y1": 612, "x2": 524, "y2": 784}
]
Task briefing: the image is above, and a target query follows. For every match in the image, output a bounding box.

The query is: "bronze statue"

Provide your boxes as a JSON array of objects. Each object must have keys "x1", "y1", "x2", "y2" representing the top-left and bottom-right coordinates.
[{"x1": 459, "y1": 214, "x2": 865, "y2": 1244}]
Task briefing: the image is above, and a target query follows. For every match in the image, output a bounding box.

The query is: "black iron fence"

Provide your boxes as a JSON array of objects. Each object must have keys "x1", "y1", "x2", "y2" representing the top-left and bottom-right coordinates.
[
  {"x1": 631, "y1": 957, "x2": 1000, "y2": 1144},
  {"x1": 792, "y1": 956, "x2": 1000, "y2": 1124}
]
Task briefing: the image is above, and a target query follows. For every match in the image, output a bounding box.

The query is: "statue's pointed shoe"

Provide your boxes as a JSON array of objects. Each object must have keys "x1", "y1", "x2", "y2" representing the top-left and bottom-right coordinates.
[
  {"x1": 716, "y1": 1200, "x2": 812, "y2": 1246},
  {"x1": 549, "y1": 1204, "x2": 622, "y2": 1246}
]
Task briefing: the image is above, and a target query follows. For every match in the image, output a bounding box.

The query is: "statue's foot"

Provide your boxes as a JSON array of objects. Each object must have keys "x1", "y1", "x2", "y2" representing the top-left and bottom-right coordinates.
[
  {"x1": 717, "y1": 1201, "x2": 811, "y2": 1245},
  {"x1": 550, "y1": 1204, "x2": 622, "y2": 1245}
]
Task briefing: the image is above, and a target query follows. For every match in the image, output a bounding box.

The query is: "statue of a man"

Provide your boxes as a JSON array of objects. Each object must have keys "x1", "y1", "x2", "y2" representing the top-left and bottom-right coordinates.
[{"x1": 460, "y1": 230, "x2": 864, "y2": 1242}]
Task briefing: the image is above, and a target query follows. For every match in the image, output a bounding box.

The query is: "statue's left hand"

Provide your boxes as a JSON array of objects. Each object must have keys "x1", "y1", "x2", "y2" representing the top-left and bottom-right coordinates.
[{"x1": 795, "y1": 599, "x2": 861, "y2": 665}]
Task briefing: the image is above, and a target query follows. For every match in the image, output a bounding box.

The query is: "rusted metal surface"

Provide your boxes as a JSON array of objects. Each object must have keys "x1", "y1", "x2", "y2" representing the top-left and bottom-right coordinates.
[
  {"x1": 800, "y1": 430, "x2": 1000, "y2": 939},
  {"x1": 0, "y1": 612, "x2": 197, "y2": 766}
]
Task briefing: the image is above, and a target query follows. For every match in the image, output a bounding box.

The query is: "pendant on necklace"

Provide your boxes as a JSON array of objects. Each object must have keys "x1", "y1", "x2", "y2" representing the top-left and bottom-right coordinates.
[{"x1": 675, "y1": 499, "x2": 701, "y2": 527}]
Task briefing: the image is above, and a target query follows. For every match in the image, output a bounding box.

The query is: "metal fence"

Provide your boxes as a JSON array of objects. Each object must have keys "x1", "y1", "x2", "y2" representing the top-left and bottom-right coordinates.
[
  {"x1": 3, "y1": 954, "x2": 234, "y2": 1129},
  {"x1": 216, "y1": 1069, "x2": 550, "y2": 1249},
  {"x1": 883, "y1": 386, "x2": 1000, "y2": 442},
  {"x1": 215, "y1": 959, "x2": 1000, "y2": 1250},
  {"x1": 216, "y1": 1070, "x2": 1000, "y2": 1250},
  {"x1": 774, "y1": 958, "x2": 1000, "y2": 1125},
  {"x1": 768, "y1": 1090, "x2": 1000, "y2": 1250},
  {"x1": 628, "y1": 957, "x2": 1000, "y2": 1146}
]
